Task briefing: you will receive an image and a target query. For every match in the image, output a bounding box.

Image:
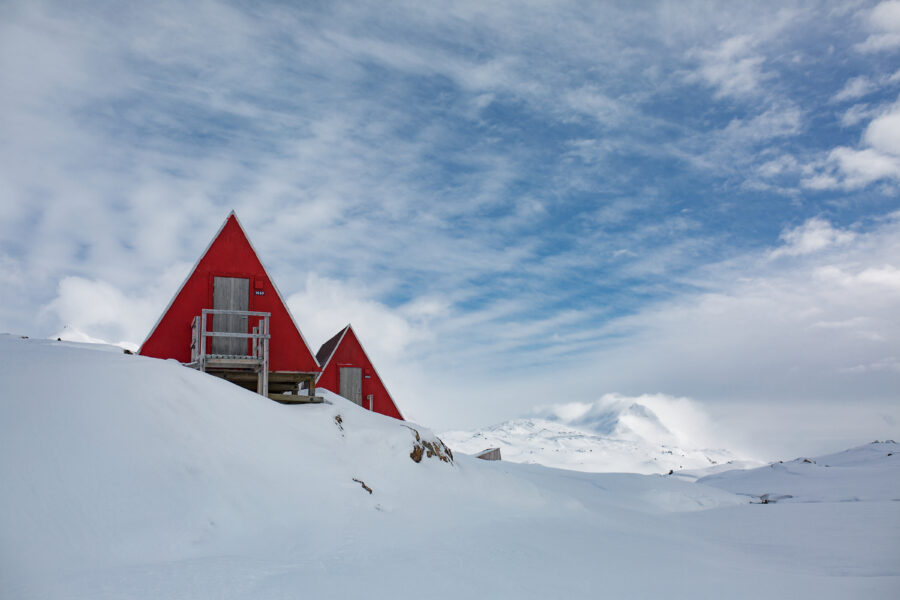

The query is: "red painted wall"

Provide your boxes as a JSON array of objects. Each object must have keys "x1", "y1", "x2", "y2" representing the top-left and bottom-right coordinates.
[
  {"x1": 318, "y1": 327, "x2": 404, "y2": 420},
  {"x1": 139, "y1": 215, "x2": 319, "y2": 373}
]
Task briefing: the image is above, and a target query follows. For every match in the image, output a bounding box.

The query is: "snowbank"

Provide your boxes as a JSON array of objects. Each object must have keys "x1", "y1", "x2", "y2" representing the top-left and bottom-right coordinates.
[
  {"x1": 697, "y1": 441, "x2": 900, "y2": 503},
  {"x1": 1, "y1": 335, "x2": 897, "y2": 598}
]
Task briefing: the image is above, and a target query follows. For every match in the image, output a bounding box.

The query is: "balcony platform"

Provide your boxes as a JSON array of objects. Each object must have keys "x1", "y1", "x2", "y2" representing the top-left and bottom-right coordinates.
[{"x1": 269, "y1": 393, "x2": 324, "y2": 404}]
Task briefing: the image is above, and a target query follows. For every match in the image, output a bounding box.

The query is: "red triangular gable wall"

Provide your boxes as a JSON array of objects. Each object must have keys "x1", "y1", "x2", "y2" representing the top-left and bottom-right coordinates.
[
  {"x1": 139, "y1": 214, "x2": 319, "y2": 373},
  {"x1": 317, "y1": 326, "x2": 404, "y2": 420}
]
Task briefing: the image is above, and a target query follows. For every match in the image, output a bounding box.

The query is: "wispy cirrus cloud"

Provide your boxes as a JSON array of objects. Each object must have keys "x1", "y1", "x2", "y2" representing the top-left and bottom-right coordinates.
[
  {"x1": 832, "y1": 76, "x2": 878, "y2": 102},
  {"x1": 688, "y1": 35, "x2": 770, "y2": 99}
]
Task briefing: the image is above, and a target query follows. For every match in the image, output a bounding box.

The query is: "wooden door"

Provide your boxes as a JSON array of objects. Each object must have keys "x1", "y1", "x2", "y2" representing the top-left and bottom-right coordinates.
[
  {"x1": 212, "y1": 277, "x2": 249, "y2": 355},
  {"x1": 339, "y1": 367, "x2": 362, "y2": 405}
]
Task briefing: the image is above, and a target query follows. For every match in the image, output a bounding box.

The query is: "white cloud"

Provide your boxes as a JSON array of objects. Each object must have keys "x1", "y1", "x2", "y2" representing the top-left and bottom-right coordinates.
[
  {"x1": 857, "y1": 264, "x2": 900, "y2": 289},
  {"x1": 604, "y1": 215, "x2": 900, "y2": 387},
  {"x1": 769, "y1": 217, "x2": 855, "y2": 258},
  {"x1": 856, "y1": 0, "x2": 900, "y2": 52},
  {"x1": 831, "y1": 76, "x2": 876, "y2": 102},
  {"x1": 682, "y1": 105, "x2": 804, "y2": 192},
  {"x1": 532, "y1": 393, "x2": 723, "y2": 450},
  {"x1": 757, "y1": 154, "x2": 799, "y2": 178},
  {"x1": 721, "y1": 105, "x2": 802, "y2": 142},
  {"x1": 828, "y1": 147, "x2": 900, "y2": 188},
  {"x1": 42, "y1": 277, "x2": 165, "y2": 349},
  {"x1": 863, "y1": 105, "x2": 900, "y2": 155},
  {"x1": 0, "y1": 253, "x2": 24, "y2": 288},
  {"x1": 285, "y1": 273, "x2": 430, "y2": 363},
  {"x1": 803, "y1": 98, "x2": 900, "y2": 189},
  {"x1": 810, "y1": 316, "x2": 870, "y2": 330},
  {"x1": 840, "y1": 356, "x2": 900, "y2": 374},
  {"x1": 563, "y1": 86, "x2": 631, "y2": 126},
  {"x1": 834, "y1": 69, "x2": 900, "y2": 120},
  {"x1": 841, "y1": 103, "x2": 875, "y2": 127},
  {"x1": 689, "y1": 35, "x2": 768, "y2": 98}
]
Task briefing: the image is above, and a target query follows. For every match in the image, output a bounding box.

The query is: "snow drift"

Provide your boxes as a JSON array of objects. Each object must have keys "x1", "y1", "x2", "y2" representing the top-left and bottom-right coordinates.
[
  {"x1": 696, "y1": 441, "x2": 900, "y2": 503},
  {"x1": 1, "y1": 335, "x2": 898, "y2": 599}
]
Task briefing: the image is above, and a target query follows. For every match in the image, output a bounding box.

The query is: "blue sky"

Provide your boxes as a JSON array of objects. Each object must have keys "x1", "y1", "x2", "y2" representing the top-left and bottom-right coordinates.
[{"x1": 2, "y1": 0, "x2": 899, "y2": 456}]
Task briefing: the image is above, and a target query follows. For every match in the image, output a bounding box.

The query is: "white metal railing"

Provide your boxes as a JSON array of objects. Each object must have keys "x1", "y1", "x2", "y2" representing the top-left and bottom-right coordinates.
[{"x1": 190, "y1": 309, "x2": 271, "y2": 395}]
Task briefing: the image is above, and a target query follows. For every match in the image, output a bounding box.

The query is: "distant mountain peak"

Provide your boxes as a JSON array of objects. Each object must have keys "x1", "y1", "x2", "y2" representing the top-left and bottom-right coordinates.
[{"x1": 442, "y1": 394, "x2": 753, "y2": 475}]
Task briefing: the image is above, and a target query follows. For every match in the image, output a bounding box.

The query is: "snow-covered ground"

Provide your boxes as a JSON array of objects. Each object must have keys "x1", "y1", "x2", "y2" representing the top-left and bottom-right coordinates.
[
  {"x1": 694, "y1": 442, "x2": 900, "y2": 503},
  {"x1": 1, "y1": 334, "x2": 898, "y2": 598},
  {"x1": 441, "y1": 395, "x2": 759, "y2": 474}
]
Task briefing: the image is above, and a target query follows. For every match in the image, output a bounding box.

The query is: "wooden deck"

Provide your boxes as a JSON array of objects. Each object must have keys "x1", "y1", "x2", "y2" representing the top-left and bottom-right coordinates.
[
  {"x1": 268, "y1": 393, "x2": 324, "y2": 405},
  {"x1": 186, "y1": 312, "x2": 323, "y2": 404},
  {"x1": 202, "y1": 368, "x2": 323, "y2": 404},
  {"x1": 213, "y1": 370, "x2": 314, "y2": 392}
]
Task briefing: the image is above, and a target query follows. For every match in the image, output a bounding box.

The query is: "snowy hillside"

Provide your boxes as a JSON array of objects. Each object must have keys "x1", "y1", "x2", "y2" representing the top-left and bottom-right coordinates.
[
  {"x1": 695, "y1": 441, "x2": 900, "y2": 504},
  {"x1": 441, "y1": 395, "x2": 757, "y2": 474},
  {"x1": 1, "y1": 334, "x2": 898, "y2": 599}
]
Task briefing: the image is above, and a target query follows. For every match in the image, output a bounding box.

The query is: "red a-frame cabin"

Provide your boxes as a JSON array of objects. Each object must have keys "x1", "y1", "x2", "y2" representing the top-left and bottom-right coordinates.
[
  {"x1": 139, "y1": 212, "x2": 321, "y2": 402},
  {"x1": 315, "y1": 324, "x2": 404, "y2": 420}
]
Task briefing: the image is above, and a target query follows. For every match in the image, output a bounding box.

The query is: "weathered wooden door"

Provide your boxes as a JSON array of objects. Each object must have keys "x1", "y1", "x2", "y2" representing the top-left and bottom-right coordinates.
[
  {"x1": 339, "y1": 367, "x2": 362, "y2": 405},
  {"x1": 212, "y1": 276, "x2": 249, "y2": 355}
]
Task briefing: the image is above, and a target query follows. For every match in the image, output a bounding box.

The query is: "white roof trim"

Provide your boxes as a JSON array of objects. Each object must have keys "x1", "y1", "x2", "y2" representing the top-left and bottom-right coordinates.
[
  {"x1": 139, "y1": 211, "x2": 233, "y2": 353},
  {"x1": 231, "y1": 212, "x2": 320, "y2": 369}
]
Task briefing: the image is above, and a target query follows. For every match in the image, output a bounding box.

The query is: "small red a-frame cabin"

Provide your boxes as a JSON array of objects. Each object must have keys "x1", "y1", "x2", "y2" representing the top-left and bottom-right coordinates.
[
  {"x1": 139, "y1": 212, "x2": 321, "y2": 402},
  {"x1": 315, "y1": 325, "x2": 404, "y2": 420}
]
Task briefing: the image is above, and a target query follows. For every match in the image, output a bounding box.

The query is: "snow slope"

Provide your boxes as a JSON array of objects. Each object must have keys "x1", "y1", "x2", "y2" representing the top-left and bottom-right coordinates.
[
  {"x1": 1, "y1": 335, "x2": 898, "y2": 598},
  {"x1": 695, "y1": 441, "x2": 900, "y2": 503},
  {"x1": 441, "y1": 395, "x2": 757, "y2": 474}
]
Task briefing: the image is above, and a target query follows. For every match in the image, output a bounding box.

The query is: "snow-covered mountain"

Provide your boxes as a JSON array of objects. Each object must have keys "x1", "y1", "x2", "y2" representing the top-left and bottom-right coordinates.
[
  {"x1": 1, "y1": 334, "x2": 897, "y2": 599},
  {"x1": 442, "y1": 394, "x2": 758, "y2": 474}
]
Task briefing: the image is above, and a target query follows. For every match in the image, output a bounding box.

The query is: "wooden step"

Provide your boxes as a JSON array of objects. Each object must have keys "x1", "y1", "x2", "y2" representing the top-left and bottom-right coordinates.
[
  {"x1": 269, "y1": 393, "x2": 324, "y2": 405},
  {"x1": 229, "y1": 380, "x2": 299, "y2": 394},
  {"x1": 210, "y1": 370, "x2": 318, "y2": 394},
  {"x1": 215, "y1": 370, "x2": 315, "y2": 384}
]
